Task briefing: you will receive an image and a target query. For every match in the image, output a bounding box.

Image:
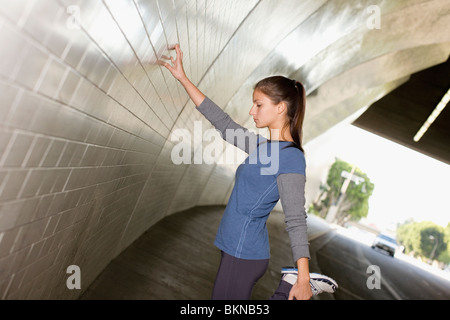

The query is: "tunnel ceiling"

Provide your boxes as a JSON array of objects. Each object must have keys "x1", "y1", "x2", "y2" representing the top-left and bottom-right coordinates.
[
  {"x1": 353, "y1": 57, "x2": 450, "y2": 165},
  {"x1": 0, "y1": 0, "x2": 450, "y2": 299},
  {"x1": 195, "y1": 0, "x2": 450, "y2": 149}
]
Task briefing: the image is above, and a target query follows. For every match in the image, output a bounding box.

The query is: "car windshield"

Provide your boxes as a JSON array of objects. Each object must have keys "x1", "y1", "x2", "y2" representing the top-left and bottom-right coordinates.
[{"x1": 378, "y1": 234, "x2": 397, "y2": 244}]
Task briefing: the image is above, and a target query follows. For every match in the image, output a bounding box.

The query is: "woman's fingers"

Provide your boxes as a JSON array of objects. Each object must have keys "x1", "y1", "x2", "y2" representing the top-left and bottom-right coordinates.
[
  {"x1": 163, "y1": 62, "x2": 173, "y2": 73},
  {"x1": 161, "y1": 44, "x2": 187, "y2": 81},
  {"x1": 176, "y1": 44, "x2": 182, "y2": 56},
  {"x1": 168, "y1": 44, "x2": 181, "y2": 55},
  {"x1": 172, "y1": 44, "x2": 183, "y2": 62},
  {"x1": 164, "y1": 44, "x2": 182, "y2": 66}
]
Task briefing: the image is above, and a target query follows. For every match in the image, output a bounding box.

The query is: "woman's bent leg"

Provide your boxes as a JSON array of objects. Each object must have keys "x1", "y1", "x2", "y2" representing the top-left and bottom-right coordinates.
[
  {"x1": 212, "y1": 251, "x2": 269, "y2": 300},
  {"x1": 269, "y1": 279, "x2": 292, "y2": 300}
]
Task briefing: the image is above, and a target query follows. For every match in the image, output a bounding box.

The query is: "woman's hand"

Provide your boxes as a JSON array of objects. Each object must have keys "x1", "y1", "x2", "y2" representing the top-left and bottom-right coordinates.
[
  {"x1": 289, "y1": 258, "x2": 312, "y2": 300},
  {"x1": 288, "y1": 279, "x2": 312, "y2": 300},
  {"x1": 161, "y1": 44, "x2": 186, "y2": 82},
  {"x1": 160, "y1": 44, "x2": 205, "y2": 106}
]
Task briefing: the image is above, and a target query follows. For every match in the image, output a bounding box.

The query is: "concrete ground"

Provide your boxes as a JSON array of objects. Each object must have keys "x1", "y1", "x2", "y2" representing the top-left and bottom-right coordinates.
[{"x1": 80, "y1": 205, "x2": 333, "y2": 300}]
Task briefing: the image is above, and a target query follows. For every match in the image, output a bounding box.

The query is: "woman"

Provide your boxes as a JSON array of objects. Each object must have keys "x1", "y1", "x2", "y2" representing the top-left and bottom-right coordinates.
[{"x1": 162, "y1": 45, "x2": 336, "y2": 300}]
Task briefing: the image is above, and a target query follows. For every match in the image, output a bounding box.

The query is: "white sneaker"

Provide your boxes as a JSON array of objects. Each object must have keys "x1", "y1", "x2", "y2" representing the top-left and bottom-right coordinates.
[{"x1": 281, "y1": 267, "x2": 338, "y2": 296}]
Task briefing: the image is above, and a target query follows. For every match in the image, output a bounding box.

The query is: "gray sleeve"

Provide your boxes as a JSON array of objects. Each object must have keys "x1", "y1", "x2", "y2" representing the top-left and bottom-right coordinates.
[
  {"x1": 197, "y1": 97, "x2": 261, "y2": 154},
  {"x1": 276, "y1": 173, "x2": 310, "y2": 262}
]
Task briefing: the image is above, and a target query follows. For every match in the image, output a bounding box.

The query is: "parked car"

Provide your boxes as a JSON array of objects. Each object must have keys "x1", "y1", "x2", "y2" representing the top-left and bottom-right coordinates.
[{"x1": 371, "y1": 233, "x2": 398, "y2": 257}]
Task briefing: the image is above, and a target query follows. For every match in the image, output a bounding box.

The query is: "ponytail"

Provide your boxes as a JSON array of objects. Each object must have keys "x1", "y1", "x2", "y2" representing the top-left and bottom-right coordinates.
[{"x1": 291, "y1": 81, "x2": 306, "y2": 153}]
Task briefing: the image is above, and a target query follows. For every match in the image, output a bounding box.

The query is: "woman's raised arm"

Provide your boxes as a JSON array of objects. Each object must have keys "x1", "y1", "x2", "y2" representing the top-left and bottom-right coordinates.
[
  {"x1": 161, "y1": 44, "x2": 261, "y2": 154},
  {"x1": 161, "y1": 44, "x2": 205, "y2": 107}
]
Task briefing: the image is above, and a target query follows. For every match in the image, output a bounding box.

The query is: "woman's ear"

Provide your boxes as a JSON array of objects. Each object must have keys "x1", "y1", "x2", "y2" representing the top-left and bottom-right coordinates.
[{"x1": 277, "y1": 101, "x2": 287, "y2": 114}]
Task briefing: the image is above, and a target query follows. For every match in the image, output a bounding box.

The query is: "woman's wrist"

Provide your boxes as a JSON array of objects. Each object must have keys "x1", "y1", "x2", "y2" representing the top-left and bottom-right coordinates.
[
  {"x1": 296, "y1": 257, "x2": 310, "y2": 284},
  {"x1": 178, "y1": 74, "x2": 190, "y2": 85},
  {"x1": 297, "y1": 272, "x2": 310, "y2": 285}
]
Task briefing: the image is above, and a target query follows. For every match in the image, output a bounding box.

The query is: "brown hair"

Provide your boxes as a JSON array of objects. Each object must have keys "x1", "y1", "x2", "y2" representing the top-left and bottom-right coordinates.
[{"x1": 254, "y1": 76, "x2": 306, "y2": 152}]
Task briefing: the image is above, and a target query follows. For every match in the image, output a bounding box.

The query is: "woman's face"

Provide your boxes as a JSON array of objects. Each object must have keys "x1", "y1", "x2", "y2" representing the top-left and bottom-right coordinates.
[{"x1": 249, "y1": 89, "x2": 280, "y2": 129}]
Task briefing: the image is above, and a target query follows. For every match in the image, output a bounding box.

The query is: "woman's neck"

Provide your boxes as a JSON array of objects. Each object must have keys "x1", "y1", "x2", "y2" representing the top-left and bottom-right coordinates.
[{"x1": 269, "y1": 126, "x2": 294, "y2": 142}]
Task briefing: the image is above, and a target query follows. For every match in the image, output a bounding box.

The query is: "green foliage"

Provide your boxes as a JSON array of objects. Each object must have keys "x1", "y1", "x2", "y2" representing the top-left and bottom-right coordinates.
[
  {"x1": 309, "y1": 158, "x2": 374, "y2": 225},
  {"x1": 397, "y1": 221, "x2": 448, "y2": 263},
  {"x1": 438, "y1": 222, "x2": 450, "y2": 264}
]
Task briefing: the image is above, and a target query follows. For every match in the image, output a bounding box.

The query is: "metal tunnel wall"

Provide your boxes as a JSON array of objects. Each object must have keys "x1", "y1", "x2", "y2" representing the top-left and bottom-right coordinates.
[{"x1": 0, "y1": 0, "x2": 449, "y2": 299}]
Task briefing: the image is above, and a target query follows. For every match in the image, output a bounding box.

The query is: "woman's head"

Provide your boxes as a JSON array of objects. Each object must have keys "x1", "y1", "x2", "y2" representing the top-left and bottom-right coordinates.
[{"x1": 251, "y1": 76, "x2": 306, "y2": 152}]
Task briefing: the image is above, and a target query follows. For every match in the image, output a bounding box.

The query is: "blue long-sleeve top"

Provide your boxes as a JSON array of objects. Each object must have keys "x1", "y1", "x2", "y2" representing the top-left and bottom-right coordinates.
[{"x1": 197, "y1": 97, "x2": 310, "y2": 262}]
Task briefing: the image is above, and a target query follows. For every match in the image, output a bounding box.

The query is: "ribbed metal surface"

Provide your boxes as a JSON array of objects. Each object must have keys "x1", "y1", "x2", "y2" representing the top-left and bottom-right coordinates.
[{"x1": 0, "y1": 0, "x2": 449, "y2": 299}]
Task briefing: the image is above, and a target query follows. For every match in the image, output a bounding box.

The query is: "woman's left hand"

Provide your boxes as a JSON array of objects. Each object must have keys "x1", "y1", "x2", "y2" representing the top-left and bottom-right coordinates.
[{"x1": 288, "y1": 280, "x2": 312, "y2": 300}]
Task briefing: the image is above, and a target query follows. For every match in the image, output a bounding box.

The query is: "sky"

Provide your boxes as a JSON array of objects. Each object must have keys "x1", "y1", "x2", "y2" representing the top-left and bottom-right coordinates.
[{"x1": 304, "y1": 121, "x2": 450, "y2": 232}]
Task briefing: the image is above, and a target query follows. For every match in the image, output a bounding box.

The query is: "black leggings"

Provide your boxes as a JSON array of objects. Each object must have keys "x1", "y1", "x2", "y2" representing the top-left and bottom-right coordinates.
[{"x1": 211, "y1": 251, "x2": 291, "y2": 300}]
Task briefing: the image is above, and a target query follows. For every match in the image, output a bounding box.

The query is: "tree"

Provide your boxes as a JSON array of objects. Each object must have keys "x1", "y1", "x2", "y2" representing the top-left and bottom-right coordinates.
[
  {"x1": 437, "y1": 222, "x2": 450, "y2": 264},
  {"x1": 309, "y1": 158, "x2": 374, "y2": 225},
  {"x1": 397, "y1": 221, "x2": 448, "y2": 262}
]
